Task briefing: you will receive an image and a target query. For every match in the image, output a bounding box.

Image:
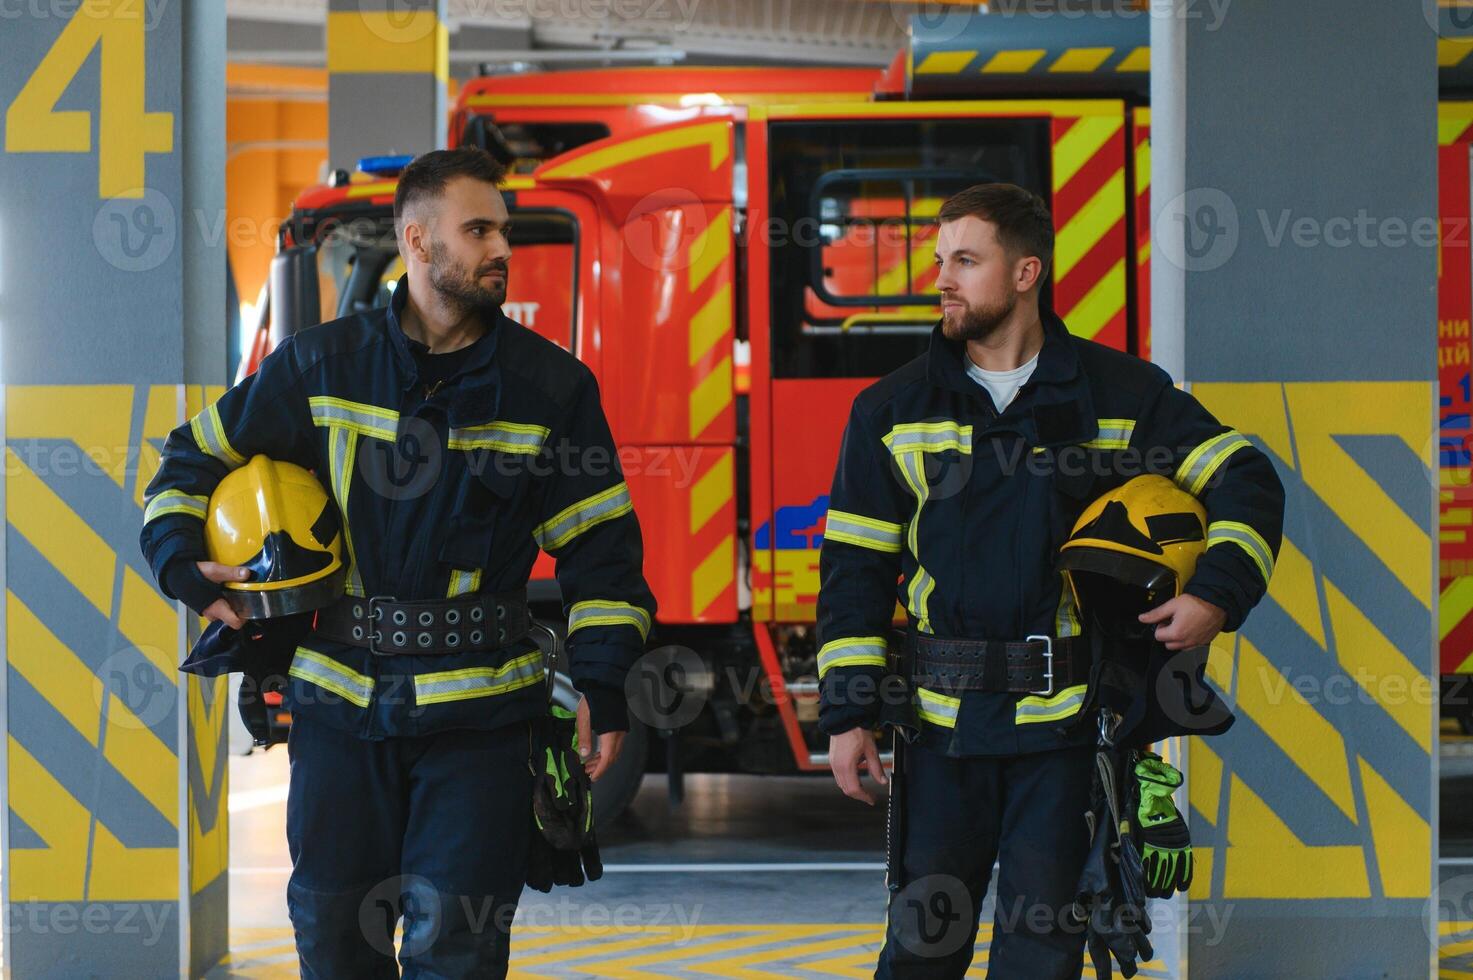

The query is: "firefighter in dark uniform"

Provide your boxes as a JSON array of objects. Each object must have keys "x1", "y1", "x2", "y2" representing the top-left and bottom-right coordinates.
[
  {"x1": 140, "y1": 148, "x2": 656, "y2": 978},
  {"x1": 817, "y1": 184, "x2": 1284, "y2": 979}
]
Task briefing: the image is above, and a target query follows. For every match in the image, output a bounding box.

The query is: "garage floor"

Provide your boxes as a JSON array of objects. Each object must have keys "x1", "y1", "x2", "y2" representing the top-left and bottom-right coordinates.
[{"x1": 215, "y1": 735, "x2": 1472, "y2": 978}]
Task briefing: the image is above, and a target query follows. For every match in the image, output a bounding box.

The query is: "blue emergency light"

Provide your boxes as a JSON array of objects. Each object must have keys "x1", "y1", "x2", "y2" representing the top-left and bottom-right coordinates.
[{"x1": 356, "y1": 154, "x2": 415, "y2": 177}]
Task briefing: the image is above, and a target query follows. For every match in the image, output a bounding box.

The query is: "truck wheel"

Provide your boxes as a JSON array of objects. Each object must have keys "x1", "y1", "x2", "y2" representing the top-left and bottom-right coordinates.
[{"x1": 590, "y1": 714, "x2": 647, "y2": 828}]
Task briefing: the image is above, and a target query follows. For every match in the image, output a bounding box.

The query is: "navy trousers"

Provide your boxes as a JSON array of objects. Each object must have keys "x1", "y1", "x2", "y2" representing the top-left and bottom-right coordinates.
[
  {"x1": 285, "y1": 715, "x2": 534, "y2": 978},
  {"x1": 875, "y1": 742, "x2": 1096, "y2": 980}
]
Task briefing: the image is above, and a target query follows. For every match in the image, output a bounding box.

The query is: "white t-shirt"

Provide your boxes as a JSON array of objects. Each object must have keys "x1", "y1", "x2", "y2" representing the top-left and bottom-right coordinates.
[{"x1": 965, "y1": 349, "x2": 1040, "y2": 413}]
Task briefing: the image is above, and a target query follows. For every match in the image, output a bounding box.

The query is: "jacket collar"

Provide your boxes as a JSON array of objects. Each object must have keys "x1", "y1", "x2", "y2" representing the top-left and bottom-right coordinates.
[
  {"x1": 385, "y1": 275, "x2": 504, "y2": 426},
  {"x1": 925, "y1": 310, "x2": 1096, "y2": 447}
]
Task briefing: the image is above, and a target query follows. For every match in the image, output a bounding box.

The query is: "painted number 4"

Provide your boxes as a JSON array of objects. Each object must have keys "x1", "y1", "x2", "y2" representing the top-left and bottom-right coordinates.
[{"x1": 5, "y1": 1, "x2": 173, "y2": 200}]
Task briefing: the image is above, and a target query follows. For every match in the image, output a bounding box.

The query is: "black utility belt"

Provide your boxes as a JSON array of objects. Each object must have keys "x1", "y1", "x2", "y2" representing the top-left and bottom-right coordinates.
[
  {"x1": 313, "y1": 590, "x2": 531, "y2": 657},
  {"x1": 908, "y1": 632, "x2": 1086, "y2": 696}
]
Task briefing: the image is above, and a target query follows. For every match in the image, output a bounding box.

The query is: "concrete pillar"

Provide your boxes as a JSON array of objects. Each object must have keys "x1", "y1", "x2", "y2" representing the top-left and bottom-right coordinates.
[
  {"x1": 1151, "y1": 1, "x2": 1438, "y2": 975},
  {"x1": 327, "y1": 0, "x2": 448, "y2": 170},
  {"x1": 0, "y1": 1, "x2": 229, "y2": 975}
]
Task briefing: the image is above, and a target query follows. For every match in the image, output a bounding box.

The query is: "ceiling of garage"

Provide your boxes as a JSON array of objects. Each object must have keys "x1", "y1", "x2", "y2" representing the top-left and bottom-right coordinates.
[{"x1": 224, "y1": 0, "x2": 938, "y2": 75}]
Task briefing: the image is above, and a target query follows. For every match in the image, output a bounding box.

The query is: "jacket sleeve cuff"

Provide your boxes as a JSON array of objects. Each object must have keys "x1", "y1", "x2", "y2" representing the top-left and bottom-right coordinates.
[
  {"x1": 578, "y1": 683, "x2": 630, "y2": 735},
  {"x1": 1182, "y1": 578, "x2": 1244, "y2": 634},
  {"x1": 818, "y1": 670, "x2": 884, "y2": 736},
  {"x1": 161, "y1": 556, "x2": 222, "y2": 616}
]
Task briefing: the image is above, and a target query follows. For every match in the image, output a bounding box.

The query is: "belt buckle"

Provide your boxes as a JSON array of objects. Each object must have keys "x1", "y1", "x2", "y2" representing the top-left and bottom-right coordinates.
[
  {"x1": 366, "y1": 595, "x2": 397, "y2": 657},
  {"x1": 1025, "y1": 634, "x2": 1054, "y2": 697}
]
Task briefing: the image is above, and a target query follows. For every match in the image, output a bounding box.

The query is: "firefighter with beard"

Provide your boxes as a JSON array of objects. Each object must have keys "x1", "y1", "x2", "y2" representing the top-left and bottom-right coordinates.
[
  {"x1": 140, "y1": 148, "x2": 656, "y2": 977},
  {"x1": 816, "y1": 183, "x2": 1283, "y2": 978}
]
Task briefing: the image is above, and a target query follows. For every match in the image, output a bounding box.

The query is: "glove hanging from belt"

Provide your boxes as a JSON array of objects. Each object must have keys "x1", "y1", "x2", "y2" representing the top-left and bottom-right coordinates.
[
  {"x1": 525, "y1": 703, "x2": 604, "y2": 891},
  {"x1": 1134, "y1": 752, "x2": 1192, "y2": 898},
  {"x1": 1072, "y1": 712, "x2": 1154, "y2": 980}
]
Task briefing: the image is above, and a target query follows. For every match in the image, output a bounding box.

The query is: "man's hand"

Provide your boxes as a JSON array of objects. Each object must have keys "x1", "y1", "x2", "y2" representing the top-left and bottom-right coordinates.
[
  {"x1": 575, "y1": 694, "x2": 625, "y2": 783},
  {"x1": 196, "y1": 561, "x2": 251, "y2": 630},
  {"x1": 1139, "y1": 594, "x2": 1227, "y2": 651},
  {"x1": 829, "y1": 727, "x2": 888, "y2": 805}
]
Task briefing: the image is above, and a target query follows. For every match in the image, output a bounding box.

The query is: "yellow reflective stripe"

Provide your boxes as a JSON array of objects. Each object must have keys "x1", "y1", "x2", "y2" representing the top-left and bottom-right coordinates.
[
  {"x1": 906, "y1": 565, "x2": 937, "y2": 635},
  {"x1": 1055, "y1": 577, "x2": 1082, "y2": 639},
  {"x1": 568, "y1": 600, "x2": 652, "y2": 641},
  {"x1": 1081, "y1": 417, "x2": 1136, "y2": 450},
  {"x1": 142, "y1": 489, "x2": 208, "y2": 524},
  {"x1": 189, "y1": 404, "x2": 246, "y2": 468},
  {"x1": 816, "y1": 636, "x2": 887, "y2": 678},
  {"x1": 915, "y1": 686, "x2": 960, "y2": 728},
  {"x1": 891, "y1": 452, "x2": 937, "y2": 633},
  {"x1": 288, "y1": 647, "x2": 373, "y2": 707},
  {"x1": 894, "y1": 452, "x2": 926, "y2": 556},
  {"x1": 534, "y1": 482, "x2": 634, "y2": 552},
  {"x1": 327, "y1": 427, "x2": 364, "y2": 597},
  {"x1": 1015, "y1": 683, "x2": 1089, "y2": 725},
  {"x1": 309, "y1": 395, "x2": 400, "y2": 441},
  {"x1": 824, "y1": 508, "x2": 904, "y2": 554},
  {"x1": 881, "y1": 420, "x2": 973, "y2": 456},
  {"x1": 413, "y1": 651, "x2": 545, "y2": 706},
  {"x1": 1207, "y1": 520, "x2": 1275, "y2": 585},
  {"x1": 1176, "y1": 430, "x2": 1252, "y2": 497},
  {"x1": 447, "y1": 420, "x2": 550, "y2": 454},
  {"x1": 447, "y1": 569, "x2": 482, "y2": 598}
]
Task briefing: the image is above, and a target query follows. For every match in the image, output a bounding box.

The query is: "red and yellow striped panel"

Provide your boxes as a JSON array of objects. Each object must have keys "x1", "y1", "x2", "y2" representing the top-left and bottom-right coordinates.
[
  {"x1": 689, "y1": 205, "x2": 736, "y2": 442},
  {"x1": 1133, "y1": 107, "x2": 1151, "y2": 360},
  {"x1": 1050, "y1": 111, "x2": 1128, "y2": 349},
  {"x1": 623, "y1": 446, "x2": 736, "y2": 623}
]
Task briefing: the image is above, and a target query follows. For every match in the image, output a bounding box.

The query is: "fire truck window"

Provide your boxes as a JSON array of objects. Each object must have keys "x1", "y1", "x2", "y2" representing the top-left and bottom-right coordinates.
[
  {"x1": 769, "y1": 118, "x2": 1051, "y2": 379},
  {"x1": 466, "y1": 121, "x2": 612, "y2": 173},
  {"x1": 314, "y1": 209, "x2": 580, "y2": 352}
]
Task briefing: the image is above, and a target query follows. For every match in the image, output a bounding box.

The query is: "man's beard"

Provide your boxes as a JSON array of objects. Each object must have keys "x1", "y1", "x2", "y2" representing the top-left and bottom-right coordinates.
[
  {"x1": 427, "y1": 238, "x2": 508, "y2": 318},
  {"x1": 940, "y1": 292, "x2": 1017, "y2": 343}
]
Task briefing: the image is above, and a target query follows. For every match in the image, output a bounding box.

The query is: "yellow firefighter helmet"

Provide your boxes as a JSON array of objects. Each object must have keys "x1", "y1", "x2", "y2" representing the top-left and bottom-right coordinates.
[
  {"x1": 1058, "y1": 474, "x2": 1207, "y2": 638},
  {"x1": 205, "y1": 455, "x2": 346, "y2": 619}
]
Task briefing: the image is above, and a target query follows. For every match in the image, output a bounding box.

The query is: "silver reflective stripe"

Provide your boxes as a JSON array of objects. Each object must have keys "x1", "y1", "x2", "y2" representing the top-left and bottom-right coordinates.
[
  {"x1": 568, "y1": 600, "x2": 652, "y2": 641},
  {"x1": 143, "y1": 489, "x2": 208, "y2": 525},
  {"x1": 1082, "y1": 418, "x2": 1136, "y2": 450},
  {"x1": 815, "y1": 636, "x2": 887, "y2": 678},
  {"x1": 288, "y1": 647, "x2": 373, "y2": 707},
  {"x1": 915, "y1": 687, "x2": 959, "y2": 727},
  {"x1": 309, "y1": 396, "x2": 399, "y2": 441},
  {"x1": 414, "y1": 651, "x2": 545, "y2": 706},
  {"x1": 882, "y1": 422, "x2": 973, "y2": 455},
  {"x1": 328, "y1": 426, "x2": 364, "y2": 597},
  {"x1": 447, "y1": 569, "x2": 481, "y2": 598},
  {"x1": 447, "y1": 421, "x2": 549, "y2": 454},
  {"x1": 1176, "y1": 430, "x2": 1252, "y2": 497},
  {"x1": 894, "y1": 452, "x2": 927, "y2": 555},
  {"x1": 1015, "y1": 683, "x2": 1088, "y2": 725},
  {"x1": 824, "y1": 509, "x2": 903, "y2": 554},
  {"x1": 1207, "y1": 520, "x2": 1275, "y2": 585},
  {"x1": 1055, "y1": 577, "x2": 1082, "y2": 638},
  {"x1": 189, "y1": 404, "x2": 246, "y2": 468},
  {"x1": 535, "y1": 482, "x2": 634, "y2": 552},
  {"x1": 906, "y1": 565, "x2": 936, "y2": 635}
]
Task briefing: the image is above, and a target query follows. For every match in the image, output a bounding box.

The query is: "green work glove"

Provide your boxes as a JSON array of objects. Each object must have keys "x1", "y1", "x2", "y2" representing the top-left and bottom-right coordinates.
[{"x1": 1134, "y1": 753, "x2": 1192, "y2": 899}]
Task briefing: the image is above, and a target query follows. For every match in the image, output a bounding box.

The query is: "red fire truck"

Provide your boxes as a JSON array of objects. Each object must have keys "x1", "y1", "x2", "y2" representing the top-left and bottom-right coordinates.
[{"x1": 250, "y1": 16, "x2": 1473, "y2": 818}]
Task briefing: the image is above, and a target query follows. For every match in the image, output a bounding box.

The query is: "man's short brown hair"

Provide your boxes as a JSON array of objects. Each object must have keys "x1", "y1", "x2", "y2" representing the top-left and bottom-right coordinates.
[
  {"x1": 937, "y1": 183, "x2": 1055, "y2": 281},
  {"x1": 393, "y1": 147, "x2": 508, "y2": 222}
]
